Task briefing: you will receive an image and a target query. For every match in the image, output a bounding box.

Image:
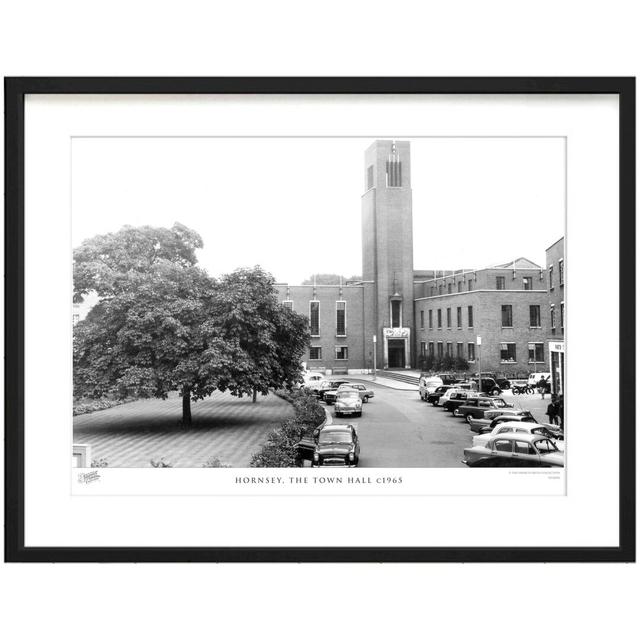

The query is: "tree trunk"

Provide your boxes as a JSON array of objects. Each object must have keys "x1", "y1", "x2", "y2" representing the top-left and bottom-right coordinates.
[
  {"x1": 252, "y1": 387, "x2": 257, "y2": 403},
  {"x1": 182, "y1": 386, "x2": 192, "y2": 427}
]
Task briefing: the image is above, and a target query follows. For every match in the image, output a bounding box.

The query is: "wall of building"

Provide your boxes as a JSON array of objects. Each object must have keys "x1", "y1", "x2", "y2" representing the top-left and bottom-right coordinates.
[
  {"x1": 414, "y1": 268, "x2": 551, "y2": 376},
  {"x1": 275, "y1": 284, "x2": 367, "y2": 373}
]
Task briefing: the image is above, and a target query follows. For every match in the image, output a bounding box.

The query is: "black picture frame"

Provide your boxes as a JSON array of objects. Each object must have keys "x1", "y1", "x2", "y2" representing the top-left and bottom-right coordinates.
[{"x1": 4, "y1": 77, "x2": 635, "y2": 563}]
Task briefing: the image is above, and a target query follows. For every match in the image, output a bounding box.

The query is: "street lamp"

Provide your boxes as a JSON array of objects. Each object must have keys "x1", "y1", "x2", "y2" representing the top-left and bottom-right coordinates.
[{"x1": 372, "y1": 334, "x2": 377, "y2": 380}]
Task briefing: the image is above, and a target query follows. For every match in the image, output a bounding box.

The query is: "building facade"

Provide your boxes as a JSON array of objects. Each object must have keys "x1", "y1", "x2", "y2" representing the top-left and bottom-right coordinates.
[
  {"x1": 546, "y1": 237, "x2": 565, "y2": 394},
  {"x1": 276, "y1": 140, "x2": 563, "y2": 377}
]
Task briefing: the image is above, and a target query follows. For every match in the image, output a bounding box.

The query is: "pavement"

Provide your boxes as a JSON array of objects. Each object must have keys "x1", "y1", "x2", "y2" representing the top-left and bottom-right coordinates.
[{"x1": 73, "y1": 390, "x2": 293, "y2": 468}]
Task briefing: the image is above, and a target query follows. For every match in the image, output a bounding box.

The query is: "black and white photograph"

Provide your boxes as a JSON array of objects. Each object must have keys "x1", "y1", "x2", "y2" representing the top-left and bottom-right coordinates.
[
  {"x1": 5, "y1": 78, "x2": 633, "y2": 562},
  {"x1": 71, "y1": 136, "x2": 566, "y2": 472}
]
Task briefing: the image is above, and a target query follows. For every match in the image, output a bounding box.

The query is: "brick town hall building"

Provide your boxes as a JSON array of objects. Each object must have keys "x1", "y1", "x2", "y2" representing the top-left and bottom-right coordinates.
[{"x1": 275, "y1": 140, "x2": 564, "y2": 388}]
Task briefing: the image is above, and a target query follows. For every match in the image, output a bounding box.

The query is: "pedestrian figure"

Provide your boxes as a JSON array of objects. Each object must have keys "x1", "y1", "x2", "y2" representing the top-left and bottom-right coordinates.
[
  {"x1": 557, "y1": 394, "x2": 564, "y2": 431},
  {"x1": 538, "y1": 377, "x2": 546, "y2": 399},
  {"x1": 545, "y1": 394, "x2": 559, "y2": 425}
]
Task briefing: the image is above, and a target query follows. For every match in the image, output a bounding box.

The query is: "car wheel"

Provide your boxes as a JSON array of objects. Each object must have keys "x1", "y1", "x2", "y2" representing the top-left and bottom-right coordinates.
[
  {"x1": 492, "y1": 389, "x2": 500, "y2": 396},
  {"x1": 465, "y1": 414, "x2": 473, "y2": 424},
  {"x1": 363, "y1": 396, "x2": 368, "y2": 403}
]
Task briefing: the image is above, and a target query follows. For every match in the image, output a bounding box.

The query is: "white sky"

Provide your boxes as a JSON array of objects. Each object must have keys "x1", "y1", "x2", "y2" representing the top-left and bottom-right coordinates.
[{"x1": 72, "y1": 137, "x2": 565, "y2": 284}]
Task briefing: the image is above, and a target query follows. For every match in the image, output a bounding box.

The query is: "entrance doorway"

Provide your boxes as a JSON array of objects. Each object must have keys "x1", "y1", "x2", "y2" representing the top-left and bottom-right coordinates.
[{"x1": 388, "y1": 339, "x2": 406, "y2": 368}]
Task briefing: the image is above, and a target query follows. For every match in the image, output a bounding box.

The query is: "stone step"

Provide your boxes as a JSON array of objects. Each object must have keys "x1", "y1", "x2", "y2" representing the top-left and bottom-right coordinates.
[{"x1": 374, "y1": 370, "x2": 420, "y2": 386}]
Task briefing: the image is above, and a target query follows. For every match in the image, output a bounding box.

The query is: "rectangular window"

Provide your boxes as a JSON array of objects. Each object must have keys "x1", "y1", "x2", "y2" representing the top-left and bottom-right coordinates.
[
  {"x1": 523, "y1": 276, "x2": 532, "y2": 290},
  {"x1": 529, "y1": 305, "x2": 541, "y2": 327},
  {"x1": 496, "y1": 276, "x2": 506, "y2": 290},
  {"x1": 549, "y1": 265, "x2": 554, "y2": 290},
  {"x1": 428, "y1": 342, "x2": 434, "y2": 357},
  {"x1": 428, "y1": 309, "x2": 433, "y2": 329},
  {"x1": 420, "y1": 341, "x2": 426, "y2": 357},
  {"x1": 420, "y1": 309, "x2": 424, "y2": 329},
  {"x1": 559, "y1": 259, "x2": 564, "y2": 286},
  {"x1": 446, "y1": 307, "x2": 451, "y2": 328},
  {"x1": 437, "y1": 342, "x2": 444, "y2": 358},
  {"x1": 430, "y1": 286, "x2": 435, "y2": 297},
  {"x1": 500, "y1": 342, "x2": 517, "y2": 362},
  {"x1": 309, "y1": 346, "x2": 322, "y2": 360},
  {"x1": 437, "y1": 309, "x2": 442, "y2": 328},
  {"x1": 468, "y1": 342, "x2": 476, "y2": 362},
  {"x1": 446, "y1": 342, "x2": 453, "y2": 357},
  {"x1": 468, "y1": 280, "x2": 473, "y2": 291},
  {"x1": 456, "y1": 342, "x2": 464, "y2": 359},
  {"x1": 336, "y1": 301, "x2": 346, "y2": 336},
  {"x1": 438, "y1": 284, "x2": 443, "y2": 295},
  {"x1": 456, "y1": 306, "x2": 462, "y2": 328},
  {"x1": 309, "y1": 301, "x2": 320, "y2": 336},
  {"x1": 367, "y1": 165, "x2": 374, "y2": 190},
  {"x1": 528, "y1": 343, "x2": 544, "y2": 363},
  {"x1": 447, "y1": 282, "x2": 452, "y2": 294},
  {"x1": 386, "y1": 159, "x2": 402, "y2": 187},
  {"x1": 335, "y1": 346, "x2": 348, "y2": 360},
  {"x1": 561, "y1": 301, "x2": 564, "y2": 329},
  {"x1": 550, "y1": 305, "x2": 556, "y2": 330},
  {"x1": 282, "y1": 300, "x2": 293, "y2": 311},
  {"x1": 468, "y1": 305, "x2": 473, "y2": 327},
  {"x1": 457, "y1": 281, "x2": 463, "y2": 293},
  {"x1": 501, "y1": 304, "x2": 513, "y2": 328},
  {"x1": 391, "y1": 299, "x2": 401, "y2": 328}
]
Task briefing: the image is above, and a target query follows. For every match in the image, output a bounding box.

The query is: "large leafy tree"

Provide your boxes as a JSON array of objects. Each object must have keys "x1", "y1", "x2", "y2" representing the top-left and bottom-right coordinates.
[
  {"x1": 73, "y1": 224, "x2": 309, "y2": 425},
  {"x1": 206, "y1": 267, "x2": 310, "y2": 402}
]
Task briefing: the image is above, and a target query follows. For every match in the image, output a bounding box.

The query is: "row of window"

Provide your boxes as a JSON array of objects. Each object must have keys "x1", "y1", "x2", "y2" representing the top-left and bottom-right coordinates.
[
  {"x1": 550, "y1": 302, "x2": 565, "y2": 332},
  {"x1": 419, "y1": 341, "x2": 546, "y2": 364},
  {"x1": 428, "y1": 274, "x2": 541, "y2": 297},
  {"x1": 283, "y1": 300, "x2": 347, "y2": 337},
  {"x1": 309, "y1": 346, "x2": 348, "y2": 361},
  {"x1": 548, "y1": 259, "x2": 564, "y2": 290},
  {"x1": 420, "y1": 304, "x2": 549, "y2": 330}
]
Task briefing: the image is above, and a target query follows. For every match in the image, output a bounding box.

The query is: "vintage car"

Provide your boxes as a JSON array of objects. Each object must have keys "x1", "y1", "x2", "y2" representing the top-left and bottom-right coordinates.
[
  {"x1": 425, "y1": 385, "x2": 456, "y2": 405},
  {"x1": 322, "y1": 380, "x2": 354, "y2": 404},
  {"x1": 472, "y1": 421, "x2": 565, "y2": 451},
  {"x1": 468, "y1": 376, "x2": 503, "y2": 396},
  {"x1": 468, "y1": 410, "x2": 537, "y2": 433},
  {"x1": 334, "y1": 389, "x2": 363, "y2": 417},
  {"x1": 453, "y1": 397, "x2": 514, "y2": 423},
  {"x1": 463, "y1": 432, "x2": 564, "y2": 468},
  {"x1": 309, "y1": 424, "x2": 360, "y2": 467},
  {"x1": 339, "y1": 382, "x2": 374, "y2": 402},
  {"x1": 313, "y1": 379, "x2": 350, "y2": 400},
  {"x1": 295, "y1": 423, "x2": 359, "y2": 467},
  {"x1": 441, "y1": 389, "x2": 484, "y2": 413}
]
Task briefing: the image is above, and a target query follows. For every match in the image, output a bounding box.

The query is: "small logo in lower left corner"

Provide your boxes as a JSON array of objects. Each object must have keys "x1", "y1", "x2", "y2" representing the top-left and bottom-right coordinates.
[{"x1": 77, "y1": 470, "x2": 101, "y2": 484}]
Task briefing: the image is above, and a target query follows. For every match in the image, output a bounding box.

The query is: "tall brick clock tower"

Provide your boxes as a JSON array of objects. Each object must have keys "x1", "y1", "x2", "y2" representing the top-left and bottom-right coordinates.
[{"x1": 361, "y1": 140, "x2": 414, "y2": 369}]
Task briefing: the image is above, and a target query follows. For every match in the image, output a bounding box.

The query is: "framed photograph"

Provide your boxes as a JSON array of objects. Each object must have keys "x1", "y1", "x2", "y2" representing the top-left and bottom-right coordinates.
[{"x1": 5, "y1": 77, "x2": 635, "y2": 562}]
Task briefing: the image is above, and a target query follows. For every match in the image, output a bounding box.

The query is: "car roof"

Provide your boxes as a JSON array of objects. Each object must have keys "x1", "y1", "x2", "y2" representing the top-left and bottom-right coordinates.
[
  {"x1": 493, "y1": 421, "x2": 542, "y2": 430},
  {"x1": 488, "y1": 432, "x2": 549, "y2": 442},
  {"x1": 322, "y1": 425, "x2": 354, "y2": 433}
]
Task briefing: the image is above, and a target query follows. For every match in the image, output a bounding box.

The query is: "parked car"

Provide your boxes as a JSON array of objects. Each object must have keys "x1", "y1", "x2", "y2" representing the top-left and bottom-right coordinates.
[
  {"x1": 453, "y1": 397, "x2": 514, "y2": 423},
  {"x1": 312, "y1": 424, "x2": 361, "y2": 467},
  {"x1": 468, "y1": 376, "x2": 502, "y2": 396},
  {"x1": 419, "y1": 376, "x2": 443, "y2": 401},
  {"x1": 315, "y1": 379, "x2": 351, "y2": 401},
  {"x1": 475, "y1": 414, "x2": 564, "y2": 439},
  {"x1": 426, "y1": 385, "x2": 455, "y2": 406},
  {"x1": 296, "y1": 423, "x2": 359, "y2": 467},
  {"x1": 338, "y1": 382, "x2": 374, "y2": 402},
  {"x1": 468, "y1": 410, "x2": 537, "y2": 433},
  {"x1": 472, "y1": 420, "x2": 565, "y2": 451},
  {"x1": 302, "y1": 371, "x2": 326, "y2": 391},
  {"x1": 441, "y1": 389, "x2": 483, "y2": 413},
  {"x1": 462, "y1": 432, "x2": 564, "y2": 467},
  {"x1": 322, "y1": 381, "x2": 355, "y2": 404},
  {"x1": 334, "y1": 389, "x2": 363, "y2": 417},
  {"x1": 493, "y1": 376, "x2": 511, "y2": 390}
]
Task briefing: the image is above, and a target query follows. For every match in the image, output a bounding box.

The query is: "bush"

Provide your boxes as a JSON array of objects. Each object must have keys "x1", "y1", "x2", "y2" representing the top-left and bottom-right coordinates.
[
  {"x1": 250, "y1": 391, "x2": 325, "y2": 467},
  {"x1": 73, "y1": 396, "x2": 136, "y2": 416}
]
